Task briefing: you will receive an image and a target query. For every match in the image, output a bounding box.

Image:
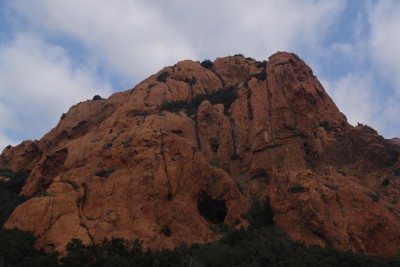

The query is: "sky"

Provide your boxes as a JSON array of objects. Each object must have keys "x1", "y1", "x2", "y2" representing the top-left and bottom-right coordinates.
[{"x1": 0, "y1": 0, "x2": 399, "y2": 151}]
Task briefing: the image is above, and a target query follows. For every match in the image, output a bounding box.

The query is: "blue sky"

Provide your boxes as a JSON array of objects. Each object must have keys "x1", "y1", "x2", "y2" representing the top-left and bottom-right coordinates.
[{"x1": 0, "y1": 0, "x2": 399, "y2": 150}]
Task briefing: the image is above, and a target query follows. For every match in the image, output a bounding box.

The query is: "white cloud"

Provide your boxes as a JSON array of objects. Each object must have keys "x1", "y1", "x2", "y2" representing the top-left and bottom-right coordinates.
[
  {"x1": 323, "y1": 74, "x2": 377, "y2": 127},
  {"x1": 0, "y1": 33, "x2": 111, "y2": 150},
  {"x1": 156, "y1": 0, "x2": 346, "y2": 58},
  {"x1": 0, "y1": 103, "x2": 19, "y2": 150},
  {"x1": 10, "y1": 0, "x2": 345, "y2": 79},
  {"x1": 379, "y1": 97, "x2": 400, "y2": 138},
  {"x1": 369, "y1": 0, "x2": 400, "y2": 95},
  {"x1": 10, "y1": 0, "x2": 197, "y2": 83}
]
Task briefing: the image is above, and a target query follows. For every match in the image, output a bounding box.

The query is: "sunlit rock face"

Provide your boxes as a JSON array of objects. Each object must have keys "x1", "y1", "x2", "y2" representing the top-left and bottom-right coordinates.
[{"x1": 2, "y1": 52, "x2": 400, "y2": 256}]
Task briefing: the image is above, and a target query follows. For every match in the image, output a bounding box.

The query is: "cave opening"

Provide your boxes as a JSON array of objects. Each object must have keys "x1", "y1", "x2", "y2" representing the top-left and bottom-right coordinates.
[{"x1": 197, "y1": 193, "x2": 227, "y2": 224}]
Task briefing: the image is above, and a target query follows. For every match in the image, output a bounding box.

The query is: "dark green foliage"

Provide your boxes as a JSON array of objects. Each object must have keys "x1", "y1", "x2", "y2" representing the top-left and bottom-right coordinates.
[
  {"x1": 246, "y1": 196, "x2": 274, "y2": 229},
  {"x1": 366, "y1": 192, "x2": 380, "y2": 202},
  {"x1": 102, "y1": 142, "x2": 113, "y2": 149},
  {"x1": 0, "y1": 169, "x2": 57, "y2": 266},
  {"x1": 147, "y1": 83, "x2": 157, "y2": 89},
  {"x1": 320, "y1": 121, "x2": 337, "y2": 132},
  {"x1": 288, "y1": 184, "x2": 306, "y2": 194},
  {"x1": 256, "y1": 61, "x2": 267, "y2": 68},
  {"x1": 0, "y1": 229, "x2": 58, "y2": 266},
  {"x1": 256, "y1": 70, "x2": 267, "y2": 81},
  {"x1": 246, "y1": 61, "x2": 267, "y2": 85},
  {"x1": 95, "y1": 169, "x2": 116, "y2": 178},
  {"x1": 159, "y1": 86, "x2": 238, "y2": 116},
  {"x1": 121, "y1": 138, "x2": 133, "y2": 148},
  {"x1": 1, "y1": 226, "x2": 399, "y2": 267},
  {"x1": 0, "y1": 169, "x2": 30, "y2": 227},
  {"x1": 209, "y1": 223, "x2": 231, "y2": 234},
  {"x1": 0, "y1": 192, "x2": 27, "y2": 227},
  {"x1": 131, "y1": 110, "x2": 150, "y2": 117},
  {"x1": 1, "y1": 169, "x2": 400, "y2": 266},
  {"x1": 2, "y1": 212, "x2": 400, "y2": 266},
  {"x1": 92, "y1": 95, "x2": 103, "y2": 101},
  {"x1": 324, "y1": 183, "x2": 338, "y2": 191},
  {"x1": 0, "y1": 169, "x2": 31, "y2": 194},
  {"x1": 159, "y1": 100, "x2": 187, "y2": 113},
  {"x1": 208, "y1": 159, "x2": 220, "y2": 168},
  {"x1": 184, "y1": 76, "x2": 197, "y2": 85},
  {"x1": 381, "y1": 178, "x2": 390, "y2": 186},
  {"x1": 59, "y1": 237, "x2": 183, "y2": 267},
  {"x1": 200, "y1": 59, "x2": 213, "y2": 69},
  {"x1": 156, "y1": 71, "x2": 170, "y2": 82},
  {"x1": 208, "y1": 86, "x2": 238, "y2": 109}
]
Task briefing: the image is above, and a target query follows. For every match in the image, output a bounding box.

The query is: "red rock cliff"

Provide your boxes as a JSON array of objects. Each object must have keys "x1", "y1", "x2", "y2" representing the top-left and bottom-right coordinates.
[{"x1": 2, "y1": 52, "x2": 400, "y2": 256}]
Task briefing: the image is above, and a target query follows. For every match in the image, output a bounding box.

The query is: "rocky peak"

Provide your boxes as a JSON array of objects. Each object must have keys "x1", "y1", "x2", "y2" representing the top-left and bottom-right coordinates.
[{"x1": 2, "y1": 52, "x2": 400, "y2": 256}]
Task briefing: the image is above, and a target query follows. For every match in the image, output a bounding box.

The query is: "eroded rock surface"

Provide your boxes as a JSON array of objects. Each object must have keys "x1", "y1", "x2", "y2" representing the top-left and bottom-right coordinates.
[{"x1": 2, "y1": 52, "x2": 400, "y2": 255}]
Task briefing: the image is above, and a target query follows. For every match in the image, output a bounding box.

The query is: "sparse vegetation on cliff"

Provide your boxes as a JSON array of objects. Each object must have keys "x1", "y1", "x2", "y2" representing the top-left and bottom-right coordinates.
[
  {"x1": 160, "y1": 86, "x2": 238, "y2": 115},
  {"x1": 156, "y1": 71, "x2": 170, "y2": 82},
  {"x1": 200, "y1": 59, "x2": 213, "y2": 69},
  {"x1": 288, "y1": 184, "x2": 306, "y2": 194},
  {"x1": 92, "y1": 95, "x2": 104, "y2": 101}
]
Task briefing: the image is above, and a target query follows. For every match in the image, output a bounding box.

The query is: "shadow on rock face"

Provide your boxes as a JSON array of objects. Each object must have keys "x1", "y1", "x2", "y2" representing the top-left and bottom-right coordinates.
[{"x1": 197, "y1": 192, "x2": 227, "y2": 224}]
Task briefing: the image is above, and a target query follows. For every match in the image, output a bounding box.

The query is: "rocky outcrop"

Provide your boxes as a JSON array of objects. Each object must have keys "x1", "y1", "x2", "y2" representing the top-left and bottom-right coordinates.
[{"x1": 2, "y1": 52, "x2": 400, "y2": 256}]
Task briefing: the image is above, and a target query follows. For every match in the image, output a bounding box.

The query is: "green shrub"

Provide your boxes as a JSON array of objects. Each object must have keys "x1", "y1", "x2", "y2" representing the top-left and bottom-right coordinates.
[
  {"x1": 2, "y1": 218, "x2": 400, "y2": 266},
  {"x1": 95, "y1": 169, "x2": 116, "y2": 178},
  {"x1": 92, "y1": 95, "x2": 103, "y2": 101},
  {"x1": 209, "y1": 223, "x2": 231, "y2": 234},
  {"x1": 159, "y1": 86, "x2": 238, "y2": 116},
  {"x1": 320, "y1": 121, "x2": 336, "y2": 132},
  {"x1": 288, "y1": 184, "x2": 306, "y2": 194},
  {"x1": 381, "y1": 178, "x2": 390, "y2": 186},
  {"x1": 0, "y1": 169, "x2": 30, "y2": 227},
  {"x1": 121, "y1": 138, "x2": 133, "y2": 148},
  {"x1": 255, "y1": 71, "x2": 267, "y2": 81},
  {"x1": 156, "y1": 71, "x2": 170, "y2": 82},
  {"x1": 366, "y1": 192, "x2": 380, "y2": 202},
  {"x1": 131, "y1": 110, "x2": 149, "y2": 117},
  {"x1": 246, "y1": 196, "x2": 274, "y2": 229},
  {"x1": 256, "y1": 61, "x2": 266, "y2": 68},
  {"x1": 0, "y1": 229, "x2": 58, "y2": 266},
  {"x1": 102, "y1": 143, "x2": 113, "y2": 150},
  {"x1": 246, "y1": 62, "x2": 267, "y2": 82},
  {"x1": 324, "y1": 183, "x2": 338, "y2": 191},
  {"x1": 207, "y1": 159, "x2": 220, "y2": 168},
  {"x1": 0, "y1": 169, "x2": 30, "y2": 193},
  {"x1": 184, "y1": 76, "x2": 197, "y2": 85},
  {"x1": 159, "y1": 100, "x2": 187, "y2": 113},
  {"x1": 200, "y1": 59, "x2": 213, "y2": 69}
]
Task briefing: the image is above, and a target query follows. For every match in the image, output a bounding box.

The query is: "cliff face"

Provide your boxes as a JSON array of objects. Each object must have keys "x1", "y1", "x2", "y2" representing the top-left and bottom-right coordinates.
[{"x1": 2, "y1": 52, "x2": 400, "y2": 255}]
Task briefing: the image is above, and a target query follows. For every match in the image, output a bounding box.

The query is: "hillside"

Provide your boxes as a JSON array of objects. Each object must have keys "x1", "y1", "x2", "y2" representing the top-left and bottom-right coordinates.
[{"x1": 1, "y1": 52, "x2": 400, "y2": 256}]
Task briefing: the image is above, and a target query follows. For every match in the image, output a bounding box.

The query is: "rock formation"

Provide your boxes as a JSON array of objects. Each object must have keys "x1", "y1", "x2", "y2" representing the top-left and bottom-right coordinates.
[{"x1": 2, "y1": 52, "x2": 400, "y2": 256}]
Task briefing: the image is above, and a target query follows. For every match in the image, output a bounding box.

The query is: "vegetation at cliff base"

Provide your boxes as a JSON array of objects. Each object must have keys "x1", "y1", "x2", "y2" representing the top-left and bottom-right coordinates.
[
  {"x1": 2, "y1": 188, "x2": 400, "y2": 266},
  {"x1": 0, "y1": 169, "x2": 30, "y2": 226},
  {"x1": 0, "y1": 169, "x2": 59, "y2": 266}
]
